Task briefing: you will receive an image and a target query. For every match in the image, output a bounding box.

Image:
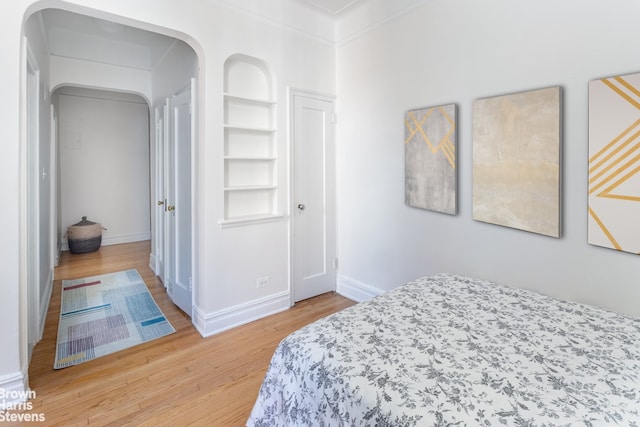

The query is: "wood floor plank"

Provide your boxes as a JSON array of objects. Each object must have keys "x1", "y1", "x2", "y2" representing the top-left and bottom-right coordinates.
[{"x1": 8, "y1": 241, "x2": 355, "y2": 426}]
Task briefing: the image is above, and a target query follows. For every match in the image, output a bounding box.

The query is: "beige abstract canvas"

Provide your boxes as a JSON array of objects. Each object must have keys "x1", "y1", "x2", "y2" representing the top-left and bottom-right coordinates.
[
  {"x1": 588, "y1": 72, "x2": 640, "y2": 255},
  {"x1": 473, "y1": 87, "x2": 561, "y2": 237},
  {"x1": 405, "y1": 104, "x2": 457, "y2": 215}
]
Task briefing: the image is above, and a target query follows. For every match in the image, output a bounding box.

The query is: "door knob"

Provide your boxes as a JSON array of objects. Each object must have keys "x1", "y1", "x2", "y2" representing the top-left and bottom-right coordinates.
[
  {"x1": 297, "y1": 203, "x2": 305, "y2": 210},
  {"x1": 167, "y1": 205, "x2": 175, "y2": 212}
]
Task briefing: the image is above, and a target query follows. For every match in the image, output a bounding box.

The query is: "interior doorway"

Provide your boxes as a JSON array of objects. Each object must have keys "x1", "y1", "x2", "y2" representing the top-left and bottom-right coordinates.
[
  {"x1": 290, "y1": 90, "x2": 337, "y2": 302},
  {"x1": 22, "y1": 6, "x2": 200, "y2": 364},
  {"x1": 55, "y1": 86, "x2": 151, "y2": 254}
]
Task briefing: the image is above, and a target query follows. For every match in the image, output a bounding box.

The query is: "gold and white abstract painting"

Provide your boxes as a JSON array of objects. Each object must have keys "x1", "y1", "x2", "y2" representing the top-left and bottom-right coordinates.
[
  {"x1": 472, "y1": 87, "x2": 561, "y2": 237},
  {"x1": 404, "y1": 104, "x2": 457, "y2": 215},
  {"x1": 589, "y1": 72, "x2": 640, "y2": 255}
]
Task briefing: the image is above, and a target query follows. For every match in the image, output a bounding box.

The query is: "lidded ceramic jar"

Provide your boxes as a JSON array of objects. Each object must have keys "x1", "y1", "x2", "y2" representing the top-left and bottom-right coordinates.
[{"x1": 67, "y1": 216, "x2": 104, "y2": 254}]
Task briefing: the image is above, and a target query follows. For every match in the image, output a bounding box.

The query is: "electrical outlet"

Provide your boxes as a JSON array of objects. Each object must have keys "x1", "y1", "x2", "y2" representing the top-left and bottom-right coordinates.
[{"x1": 256, "y1": 276, "x2": 270, "y2": 288}]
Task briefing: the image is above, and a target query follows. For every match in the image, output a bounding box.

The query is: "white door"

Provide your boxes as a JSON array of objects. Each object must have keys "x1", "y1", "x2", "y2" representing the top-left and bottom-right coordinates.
[
  {"x1": 154, "y1": 107, "x2": 166, "y2": 284},
  {"x1": 292, "y1": 92, "x2": 336, "y2": 302},
  {"x1": 165, "y1": 82, "x2": 193, "y2": 315}
]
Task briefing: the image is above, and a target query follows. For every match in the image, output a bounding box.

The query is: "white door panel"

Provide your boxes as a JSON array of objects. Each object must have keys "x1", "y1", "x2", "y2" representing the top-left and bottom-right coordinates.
[
  {"x1": 172, "y1": 85, "x2": 192, "y2": 315},
  {"x1": 164, "y1": 81, "x2": 193, "y2": 316},
  {"x1": 292, "y1": 93, "x2": 336, "y2": 302}
]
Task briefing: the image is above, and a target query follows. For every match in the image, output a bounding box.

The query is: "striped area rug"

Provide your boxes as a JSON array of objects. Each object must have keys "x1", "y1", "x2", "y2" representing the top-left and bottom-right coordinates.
[{"x1": 54, "y1": 269, "x2": 175, "y2": 369}]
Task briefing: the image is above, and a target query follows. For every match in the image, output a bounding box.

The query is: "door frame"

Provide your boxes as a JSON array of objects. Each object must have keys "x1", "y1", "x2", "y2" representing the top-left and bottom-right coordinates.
[
  {"x1": 153, "y1": 105, "x2": 167, "y2": 285},
  {"x1": 25, "y1": 40, "x2": 41, "y2": 359},
  {"x1": 288, "y1": 88, "x2": 337, "y2": 306}
]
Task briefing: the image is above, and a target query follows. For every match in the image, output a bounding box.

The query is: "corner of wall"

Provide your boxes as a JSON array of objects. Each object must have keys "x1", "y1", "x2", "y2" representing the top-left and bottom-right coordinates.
[{"x1": 336, "y1": 275, "x2": 385, "y2": 302}]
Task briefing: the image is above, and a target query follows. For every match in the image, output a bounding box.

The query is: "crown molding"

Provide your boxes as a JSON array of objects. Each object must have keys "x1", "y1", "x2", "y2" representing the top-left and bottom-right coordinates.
[
  {"x1": 336, "y1": 0, "x2": 432, "y2": 46},
  {"x1": 212, "y1": 0, "x2": 336, "y2": 45},
  {"x1": 212, "y1": 0, "x2": 432, "y2": 46}
]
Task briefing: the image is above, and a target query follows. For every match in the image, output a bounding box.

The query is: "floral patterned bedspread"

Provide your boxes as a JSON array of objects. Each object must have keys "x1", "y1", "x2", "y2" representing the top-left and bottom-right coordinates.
[{"x1": 247, "y1": 274, "x2": 640, "y2": 426}]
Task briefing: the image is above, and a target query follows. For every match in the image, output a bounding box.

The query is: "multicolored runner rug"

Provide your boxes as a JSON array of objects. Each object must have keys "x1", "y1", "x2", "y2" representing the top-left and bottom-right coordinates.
[{"x1": 54, "y1": 269, "x2": 175, "y2": 369}]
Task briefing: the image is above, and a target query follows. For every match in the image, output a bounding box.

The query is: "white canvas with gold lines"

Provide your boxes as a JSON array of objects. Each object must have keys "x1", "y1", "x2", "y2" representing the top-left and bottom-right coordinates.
[
  {"x1": 404, "y1": 104, "x2": 457, "y2": 215},
  {"x1": 472, "y1": 87, "x2": 561, "y2": 238},
  {"x1": 588, "y1": 71, "x2": 640, "y2": 255}
]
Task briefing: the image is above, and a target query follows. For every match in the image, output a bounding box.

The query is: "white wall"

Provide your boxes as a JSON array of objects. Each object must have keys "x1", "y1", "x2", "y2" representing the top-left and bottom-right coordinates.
[
  {"x1": 50, "y1": 55, "x2": 151, "y2": 102},
  {"x1": 151, "y1": 40, "x2": 197, "y2": 107},
  {"x1": 57, "y1": 88, "x2": 150, "y2": 247},
  {"x1": 0, "y1": 2, "x2": 32, "y2": 403},
  {"x1": 335, "y1": 0, "x2": 640, "y2": 315},
  {"x1": 187, "y1": 3, "x2": 336, "y2": 334}
]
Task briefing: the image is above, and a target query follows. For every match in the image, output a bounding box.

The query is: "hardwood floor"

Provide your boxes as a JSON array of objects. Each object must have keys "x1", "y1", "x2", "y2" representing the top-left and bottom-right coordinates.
[{"x1": 15, "y1": 241, "x2": 355, "y2": 426}]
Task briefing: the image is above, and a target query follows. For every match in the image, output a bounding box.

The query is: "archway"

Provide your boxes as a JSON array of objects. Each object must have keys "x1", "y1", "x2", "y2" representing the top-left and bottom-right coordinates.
[{"x1": 21, "y1": 3, "x2": 203, "y2": 380}]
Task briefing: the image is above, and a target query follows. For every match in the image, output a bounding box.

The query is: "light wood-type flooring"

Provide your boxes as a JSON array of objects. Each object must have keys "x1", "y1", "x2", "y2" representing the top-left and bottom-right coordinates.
[{"x1": 13, "y1": 241, "x2": 355, "y2": 426}]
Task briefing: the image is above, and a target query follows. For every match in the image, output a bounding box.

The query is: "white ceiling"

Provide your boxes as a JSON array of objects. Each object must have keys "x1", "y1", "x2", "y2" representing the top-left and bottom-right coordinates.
[{"x1": 40, "y1": 9, "x2": 177, "y2": 71}]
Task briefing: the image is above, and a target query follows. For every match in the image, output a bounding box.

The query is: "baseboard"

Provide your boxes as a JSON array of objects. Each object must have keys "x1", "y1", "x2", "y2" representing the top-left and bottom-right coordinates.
[
  {"x1": 102, "y1": 232, "x2": 151, "y2": 246},
  {"x1": 336, "y1": 275, "x2": 385, "y2": 302},
  {"x1": 0, "y1": 371, "x2": 30, "y2": 410},
  {"x1": 193, "y1": 291, "x2": 291, "y2": 338},
  {"x1": 61, "y1": 232, "x2": 151, "y2": 251},
  {"x1": 38, "y1": 268, "x2": 54, "y2": 341},
  {"x1": 149, "y1": 253, "x2": 157, "y2": 275}
]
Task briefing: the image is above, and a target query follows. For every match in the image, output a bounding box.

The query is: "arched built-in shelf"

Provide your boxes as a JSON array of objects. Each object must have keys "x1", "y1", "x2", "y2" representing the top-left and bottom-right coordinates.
[{"x1": 221, "y1": 54, "x2": 282, "y2": 226}]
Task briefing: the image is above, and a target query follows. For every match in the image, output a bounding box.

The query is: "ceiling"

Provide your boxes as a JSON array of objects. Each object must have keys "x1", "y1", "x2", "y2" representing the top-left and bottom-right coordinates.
[{"x1": 40, "y1": 9, "x2": 177, "y2": 71}]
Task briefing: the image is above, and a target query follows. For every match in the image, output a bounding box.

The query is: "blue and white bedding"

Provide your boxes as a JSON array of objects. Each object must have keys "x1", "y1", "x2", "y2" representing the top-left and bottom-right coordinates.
[{"x1": 247, "y1": 273, "x2": 640, "y2": 426}]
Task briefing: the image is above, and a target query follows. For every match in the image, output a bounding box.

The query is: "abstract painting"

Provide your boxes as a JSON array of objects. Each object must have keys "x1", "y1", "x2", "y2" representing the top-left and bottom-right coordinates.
[
  {"x1": 405, "y1": 104, "x2": 457, "y2": 215},
  {"x1": 588, "y1": 72, "x2": 640, "y2": 254},
  {"x1": 472, "y1": 86, "x2": 561, "y2": 237}
]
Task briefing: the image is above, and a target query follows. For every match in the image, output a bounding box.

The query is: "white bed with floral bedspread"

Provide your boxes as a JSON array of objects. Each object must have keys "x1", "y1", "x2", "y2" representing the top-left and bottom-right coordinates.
[{"x1": 247, "y1": 273, "x2": 640, "y2": 426}]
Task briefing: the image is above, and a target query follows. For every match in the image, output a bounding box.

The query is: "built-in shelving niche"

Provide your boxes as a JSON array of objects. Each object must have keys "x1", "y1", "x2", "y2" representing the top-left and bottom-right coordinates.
[{"x1": 221, "y1": 54, "x2": 281, "y2": 227}]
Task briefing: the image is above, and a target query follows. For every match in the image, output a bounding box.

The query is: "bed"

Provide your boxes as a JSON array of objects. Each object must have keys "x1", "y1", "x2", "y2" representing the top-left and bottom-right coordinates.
[{"x1": 247, "y1": 273, "x2": 640, "y2": 426}]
